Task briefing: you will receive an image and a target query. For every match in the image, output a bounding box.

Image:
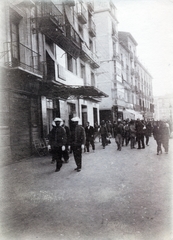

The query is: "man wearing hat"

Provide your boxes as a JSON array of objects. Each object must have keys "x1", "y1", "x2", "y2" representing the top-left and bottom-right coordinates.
[
  {"x1": 70, "y1": 117, "x2": 86, "y2": 172},
  {"x1": 114, "y1": 119, "x2": 124, "y2": 151},
  {"x1": 51, "y1": 118, "x2": 67, "y2": 172},
  {"x1": 47, "y1": 120, "x2": 57, "y2": 164}
]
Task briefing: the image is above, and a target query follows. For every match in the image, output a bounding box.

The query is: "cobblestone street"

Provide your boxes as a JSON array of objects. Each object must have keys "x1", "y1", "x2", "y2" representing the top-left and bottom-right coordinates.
[{"x1": 0, "y1": 136, "x2": 173, "y2": 240}]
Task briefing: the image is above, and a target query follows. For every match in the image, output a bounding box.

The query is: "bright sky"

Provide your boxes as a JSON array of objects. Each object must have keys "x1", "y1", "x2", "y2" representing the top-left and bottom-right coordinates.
[{"x1": 112, "y1": 0, "x2": 173, "y2": 97}]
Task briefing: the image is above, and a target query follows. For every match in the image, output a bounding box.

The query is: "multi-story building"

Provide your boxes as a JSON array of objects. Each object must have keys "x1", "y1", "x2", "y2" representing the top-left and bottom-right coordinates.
[
  {"x1": 94, "y1": 1, "x2": 154, "y2": 122},
  {"x1": 0, "y1": 0, "x2": 107, "y2": 163},
  {"x1": 119, "y1": 32, "x2": 154, "y2": 120},
  {"x1": 154, "y1": 94, "x2": 173, "y2": 129}
]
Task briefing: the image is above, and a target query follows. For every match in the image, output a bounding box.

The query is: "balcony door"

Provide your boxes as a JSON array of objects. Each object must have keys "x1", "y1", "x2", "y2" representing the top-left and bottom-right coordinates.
[{"x1": 10, "y1": 22, "x2": 19, "y2": 66}]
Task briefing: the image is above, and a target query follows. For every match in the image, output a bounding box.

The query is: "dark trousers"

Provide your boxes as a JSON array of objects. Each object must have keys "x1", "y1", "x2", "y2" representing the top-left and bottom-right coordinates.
[
  {"x1": 62, "y1": 145, "x2": 69, "y2": 162},
  {"x1": 86, "y1": 137, "x2": 95, "y2": 152},
  {"x1": 156, "y1": 139, "x2": 162, "y2": 153},
  {"x1": 72, "y1": 146, "x2": 82, "y2": 169},
  {"x1": 137, "y1": 134, "x2": 145, "y2": 149},
  {"x1": 145, "y1": 135, "x2": 149, "y2": 145},
  {"x1": 130, "y1": 136, "x2": 136, "y2": 149},
  {"x1": 54, "y1": 147, "x2": 63, "y2": 170},
  {"x1": 101, "y1": 134, "x2": 106, "y2": 147}
]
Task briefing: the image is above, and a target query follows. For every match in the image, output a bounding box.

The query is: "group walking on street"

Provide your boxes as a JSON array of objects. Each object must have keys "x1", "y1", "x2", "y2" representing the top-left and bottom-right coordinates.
[{"x1": 47, "y1": 116, "x2": 171, "y2": 173}]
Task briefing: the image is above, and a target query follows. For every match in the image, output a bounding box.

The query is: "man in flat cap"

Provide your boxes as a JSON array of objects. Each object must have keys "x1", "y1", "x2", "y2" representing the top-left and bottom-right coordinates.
[
  {"x1": 70, "y1": 117, "x2": 86, "y2": 172},
  {"x1": 51, "y1": 118, "x2": 67, "y2": 172}
]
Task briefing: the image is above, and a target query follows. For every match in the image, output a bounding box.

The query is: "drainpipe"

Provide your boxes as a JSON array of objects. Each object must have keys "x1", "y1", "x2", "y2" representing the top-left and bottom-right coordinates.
[{"x1": 77, "y1": 97, "x2": 80, "y2": 118}]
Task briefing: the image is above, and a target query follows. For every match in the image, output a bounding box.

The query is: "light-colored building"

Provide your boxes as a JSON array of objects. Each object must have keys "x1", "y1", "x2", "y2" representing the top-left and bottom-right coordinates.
[
  {"x1": 94, "y1": 1, "x2": 154, "y2": 122},
  {"x1": 0, "y1": 0, "x2": 107, "y2": 162},
  {"x1": 154, "y1": 94, "x2": 173, "y2": 128}
]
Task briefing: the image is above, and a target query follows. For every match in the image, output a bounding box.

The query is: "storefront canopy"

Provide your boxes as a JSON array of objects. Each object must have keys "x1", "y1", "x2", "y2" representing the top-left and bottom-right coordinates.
[{"x1": 41, "y1": 82, "x2": 108, "y2": 99}]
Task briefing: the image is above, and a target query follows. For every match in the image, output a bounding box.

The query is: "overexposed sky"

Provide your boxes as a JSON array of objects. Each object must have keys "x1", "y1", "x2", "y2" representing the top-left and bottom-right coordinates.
[{"x1": 112, "y1": 0, "x2": 173, "y2": 96}]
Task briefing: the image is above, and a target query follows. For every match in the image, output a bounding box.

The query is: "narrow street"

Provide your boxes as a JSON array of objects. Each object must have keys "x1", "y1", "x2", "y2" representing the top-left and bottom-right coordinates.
[{"x1": 0, "y1": 136, "x2": 173, "y2": 240}]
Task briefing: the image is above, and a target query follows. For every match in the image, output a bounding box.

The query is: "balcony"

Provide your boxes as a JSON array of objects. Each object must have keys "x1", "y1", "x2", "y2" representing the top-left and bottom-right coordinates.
[
  {"x1": 37, "y1": 2, "x2": 80, "y2": 59},
  {"x1": 87, "y1": 1, "x2": 94, "y2": 13},
  {"x1": 135, "y1": 70, "x2": 139, "y2": 78},
  {"x1": 89, "y1": 19, "x2": 96, "y2": 37},
  {"x1": 131, "y1": 68, "x2": 134, "y2": 75},
  {"x1": 3, "y1": 42, "x2": 42, "y2": 77},
  {"x1": 80, "y1": 42, "x2": 100, "y2": 68},
  {"x1": 130, "y1": 51, "x2": 133, "y2": 60},
  {"x1": 64, "y1": 0, "x2": 75, "y2": 7},
  {"x1": 135, "y1": 86, "x2": 139, "y2": 93},
  {"x1": 77, "y1": 3, "x2": 87, "y2": 24}
]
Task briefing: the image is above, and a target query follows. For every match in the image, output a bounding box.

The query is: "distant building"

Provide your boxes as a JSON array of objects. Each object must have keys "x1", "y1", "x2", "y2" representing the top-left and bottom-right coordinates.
[
  {"x1": 154, "y1": 94, "x2": 173, "y2": 130},
  {"x1": 94, "y1": 1, "x2": 154, "y2": 122}
]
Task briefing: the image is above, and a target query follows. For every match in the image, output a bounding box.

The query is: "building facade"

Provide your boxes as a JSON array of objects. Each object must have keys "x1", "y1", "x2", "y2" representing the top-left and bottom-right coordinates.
[
  {"x1": 0, "y1": 0, "x2": 107, "y2": 163},
  {"x1": 154, "y1": 94, "x2": 173, "y2": 130},
  {"x1": 94, "y1": 1, "x2": 154, "y2": 122}
]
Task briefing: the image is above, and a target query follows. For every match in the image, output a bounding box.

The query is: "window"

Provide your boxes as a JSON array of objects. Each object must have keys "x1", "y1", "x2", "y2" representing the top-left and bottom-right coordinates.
[
  {"x1": 89, "y1": 38, "x2": 93, "y2": 52},
  {"x1": 67, "y1": 54, "x2": 73, "y2": 72},
  {"x1": 91, "y1": 72, "x2": 95, "y2": 86},
  {"x1": 78, "y1": 24, "x2": 83, "y2": 37},
  {"x1": 11, "y1": 22, "x2": 19, "y2": 61},
  {"x1": 80, "y1": 62, "x2": 86, "y2": 83}
]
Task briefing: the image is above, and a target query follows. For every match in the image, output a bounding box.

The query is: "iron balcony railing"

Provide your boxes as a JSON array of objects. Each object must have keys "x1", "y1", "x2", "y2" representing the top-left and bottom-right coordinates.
[
  {"x1": 89, "y1": 19, "x2": 96, "y2": 37},
  {"x1": 66, "y1": 25, "x2": 81, "y2": 48},
  {"x1": 3, "y1": 42, "x2": 42, "y2": 76},
  {"x1": 77, "y1": 3, "x2": 87, "y2": 24},
  {"x1": 38, "y1": 1, "x2": 64, "y2": 31}
]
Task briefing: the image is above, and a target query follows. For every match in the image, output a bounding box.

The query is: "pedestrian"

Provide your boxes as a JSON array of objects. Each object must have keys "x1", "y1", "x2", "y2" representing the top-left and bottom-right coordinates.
[
  {"x1": 94, "y1": 122, "x2": 100, "y2": 140},
  {"x1": 61, "y1": 120, "x2": 71, "y2": 163},
  {"x1": 144, "y1": 120, "x2": 151, "y2": 146},
  {"x1": 124, "y1": 120, "x2": 130, "y2": 146},
  {"x1": 47, "y1": 120, "x2": 57, "y2": 164},
  {"x1": 114, "y1": 119, "x2": 124, "y2": 151},
  {"x1": 136, "y1": 119, "x2": 145, "y2": 149},
  {"x1": 70, "y1": 117, "x2": 86, "y2": 172},
  {"x1": 99, "y1": 120, "x2": 108, "y2": 149},
  {"x1": 85, "y1": 122, "x2": 95, "y2": 152},
  {"x1": 50, "y1": 118, "x2": 67, "y2": 172},
  {"x1": 161, "y1": 120, "x2": 170, "y2": 154},
  {"x1": 129, "y1": 120, "x2": 136, "y2": 149},
  {"x1": 106, "y1": 120, "x2": 113, "y2": 138},
  {"x1": 153, "y1": 121, "x2": 162, "y2": 155}
]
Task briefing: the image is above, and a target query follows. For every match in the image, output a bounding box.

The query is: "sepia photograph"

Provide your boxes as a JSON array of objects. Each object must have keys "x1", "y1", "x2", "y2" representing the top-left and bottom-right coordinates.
[{"x1": 0, "y1": 0, "x2": 173, "y2": 239}]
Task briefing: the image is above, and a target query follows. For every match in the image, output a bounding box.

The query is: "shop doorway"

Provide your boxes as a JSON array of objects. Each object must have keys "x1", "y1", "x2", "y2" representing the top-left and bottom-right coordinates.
[{"x1": 82, "y1": 105, "x2": 87, "y2": 127}]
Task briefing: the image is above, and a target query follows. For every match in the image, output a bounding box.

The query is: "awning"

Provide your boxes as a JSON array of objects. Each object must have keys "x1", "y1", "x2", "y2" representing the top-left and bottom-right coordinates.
[{"x1": 41, "y1": 82, "x2": 108, "y2": 99}]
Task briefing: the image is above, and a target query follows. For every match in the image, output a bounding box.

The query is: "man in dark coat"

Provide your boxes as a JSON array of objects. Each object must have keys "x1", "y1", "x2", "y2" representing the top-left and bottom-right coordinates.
[
  {"x1": 85, "y1": 122, "x2": 95, "y2": 152},
  {"x1": 114, "y1": 119, "x2": 124, "y2": 151},
  {"x1": 48, "y1": 120, "x2": 57, "y2": 164},
  {"x1": 161, "y1": 121, "x2": 170, "y2": 154},
  {"x1": 61, "y1": 120, "x2": 71, "y2": 163},
  {"x1": 136, "y1": 119, "x2": 145, "y2": 149},
  {"x1": 70, "y1": 117, "x2": 86, "y2": 172},
  {"x1": 99, "y1": 120, "x2": 108, "y2": 149},
  {"x1": 153, "y1": 121, "x2": 162, "y2": 155},
  {"x1": 49, "y1": 118, "x2": 67, "y2": 172}
]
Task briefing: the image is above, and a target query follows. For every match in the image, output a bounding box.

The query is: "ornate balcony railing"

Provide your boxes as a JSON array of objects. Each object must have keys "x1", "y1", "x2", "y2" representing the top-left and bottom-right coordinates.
[
  {"x1": 89, "y1": 19, "x2": 96, "y2": 37},
  {"x1": 3, "y1": 42, "x2": 42, "y2": 76},
  {"x1": 77, "y1": 3, "x2": 87, "y2": 24},
  {"x1": 80, "y1": 42, "x2": 99, "y2": 68}
]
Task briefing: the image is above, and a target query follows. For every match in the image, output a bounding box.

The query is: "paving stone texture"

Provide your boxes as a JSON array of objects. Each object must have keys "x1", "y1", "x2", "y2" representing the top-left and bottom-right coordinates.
[{"x1": 0, "y1": 136, "x2": 173, "y2": 240}]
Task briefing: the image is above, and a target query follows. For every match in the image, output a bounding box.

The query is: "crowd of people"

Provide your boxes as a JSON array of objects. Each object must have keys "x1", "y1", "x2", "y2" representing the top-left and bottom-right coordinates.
[{"x1": 47, "y1": 117, "x2": 171, "y2": 173}]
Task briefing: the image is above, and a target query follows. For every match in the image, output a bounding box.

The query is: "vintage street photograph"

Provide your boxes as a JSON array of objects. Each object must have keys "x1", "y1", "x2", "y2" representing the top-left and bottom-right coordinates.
[{"x1": 0, "y1": 0, "x2": 173, "y2": 239}]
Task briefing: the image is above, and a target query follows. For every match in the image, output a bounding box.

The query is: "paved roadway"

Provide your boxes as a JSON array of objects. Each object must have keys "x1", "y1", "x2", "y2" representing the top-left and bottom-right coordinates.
[{"x1": 0, "y1": 136, "x2": 173, "y2": 240}]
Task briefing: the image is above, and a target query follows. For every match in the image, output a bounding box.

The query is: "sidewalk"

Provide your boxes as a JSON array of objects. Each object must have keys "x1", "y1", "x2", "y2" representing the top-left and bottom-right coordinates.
[{"x1": 0, "y1": 137, "x2": 173, "y2": 240}]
